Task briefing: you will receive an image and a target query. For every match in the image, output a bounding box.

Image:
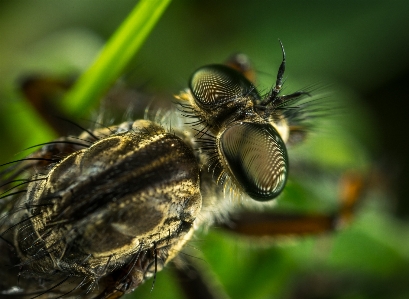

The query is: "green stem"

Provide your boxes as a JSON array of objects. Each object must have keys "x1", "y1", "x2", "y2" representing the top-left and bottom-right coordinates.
[{"x1": 63, "y1": 0, "x2": 171, "y2": 116}]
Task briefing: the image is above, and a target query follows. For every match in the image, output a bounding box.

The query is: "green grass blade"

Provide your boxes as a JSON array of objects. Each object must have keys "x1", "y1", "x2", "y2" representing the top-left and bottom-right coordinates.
[{"x1": 63, "y1": 0, "x2": 171, "y2": 116}]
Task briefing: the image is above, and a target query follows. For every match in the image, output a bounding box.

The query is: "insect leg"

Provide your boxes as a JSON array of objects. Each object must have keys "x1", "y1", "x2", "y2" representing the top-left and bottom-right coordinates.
[{"x1": 222, "y1": 171, "x2": 365, "y2": 237}]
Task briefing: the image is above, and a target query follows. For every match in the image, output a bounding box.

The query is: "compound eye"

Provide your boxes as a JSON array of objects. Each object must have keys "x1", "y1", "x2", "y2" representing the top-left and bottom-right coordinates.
[
  {"x1": 189, "y1": 65, "x2": 257, "y2": 108},
  {"x1": 219, "y1": 122, "x2": 288, "y2": 201}
]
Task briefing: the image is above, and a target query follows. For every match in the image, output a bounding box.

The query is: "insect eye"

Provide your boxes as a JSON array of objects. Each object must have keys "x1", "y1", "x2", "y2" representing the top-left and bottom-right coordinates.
[
  {"x1": 219, "y1": 122, "x2": 288, "y2": 201},
  {"x1": 189, "y1": 65, "x2": 258, "y2": 108}
]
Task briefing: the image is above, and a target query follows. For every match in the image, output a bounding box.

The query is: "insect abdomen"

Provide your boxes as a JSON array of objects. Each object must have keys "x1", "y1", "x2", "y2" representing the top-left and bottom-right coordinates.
[{"x1": 3, "y1": 120, "x2": 202, "y2": 298}]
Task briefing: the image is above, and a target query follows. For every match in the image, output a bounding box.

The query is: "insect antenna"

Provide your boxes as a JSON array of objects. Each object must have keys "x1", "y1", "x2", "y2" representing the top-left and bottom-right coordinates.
[{"x1": 259, "y1": 39, "x2": 287, "y2": 107}]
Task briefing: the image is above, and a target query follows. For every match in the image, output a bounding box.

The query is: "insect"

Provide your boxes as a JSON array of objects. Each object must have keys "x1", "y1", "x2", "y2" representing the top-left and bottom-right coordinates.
[{"x1": 0, "y1": 41, "x2": 361, "y2": 299}]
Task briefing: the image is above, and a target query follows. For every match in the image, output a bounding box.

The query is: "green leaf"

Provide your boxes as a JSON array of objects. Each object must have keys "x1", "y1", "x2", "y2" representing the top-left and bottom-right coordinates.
[{"x1": 62, "y1": 0, "x2": 171, "y2": 116}]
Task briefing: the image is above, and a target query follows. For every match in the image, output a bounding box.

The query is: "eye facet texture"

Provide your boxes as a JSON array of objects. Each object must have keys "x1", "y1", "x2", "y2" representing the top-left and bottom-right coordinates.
[
  {"x1": 190, "y1": 65, "x2": 258, "y2": 108},
  {"x1": 219, "y1": 122, "x2": 288, "y2": 201}
]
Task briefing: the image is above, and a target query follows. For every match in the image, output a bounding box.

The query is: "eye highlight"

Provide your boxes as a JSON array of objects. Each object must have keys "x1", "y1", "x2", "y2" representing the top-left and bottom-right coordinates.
[
  {"x1": 219, "y1": 122, "x2": 288, "y2": 201},
  {"x1": 189, "y1": 64, "x2": 259, "y2": 108}
]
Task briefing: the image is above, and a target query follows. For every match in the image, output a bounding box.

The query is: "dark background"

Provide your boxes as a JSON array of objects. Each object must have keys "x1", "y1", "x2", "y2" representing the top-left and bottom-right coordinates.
[{"x1": 0, "y1": 1, "x2": 408, "y2": 299}]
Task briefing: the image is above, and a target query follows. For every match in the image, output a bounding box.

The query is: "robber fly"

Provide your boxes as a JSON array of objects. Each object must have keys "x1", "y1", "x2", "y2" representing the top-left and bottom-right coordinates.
[{"x1": 0, "y1": 41, "x2": 347, "y2": 299}]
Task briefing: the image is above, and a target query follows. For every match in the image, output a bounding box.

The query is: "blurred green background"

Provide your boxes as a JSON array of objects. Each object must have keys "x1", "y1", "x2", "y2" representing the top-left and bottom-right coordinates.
[{"x1": 1, "y1": 1, "x2": 409, "y2": 299}]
